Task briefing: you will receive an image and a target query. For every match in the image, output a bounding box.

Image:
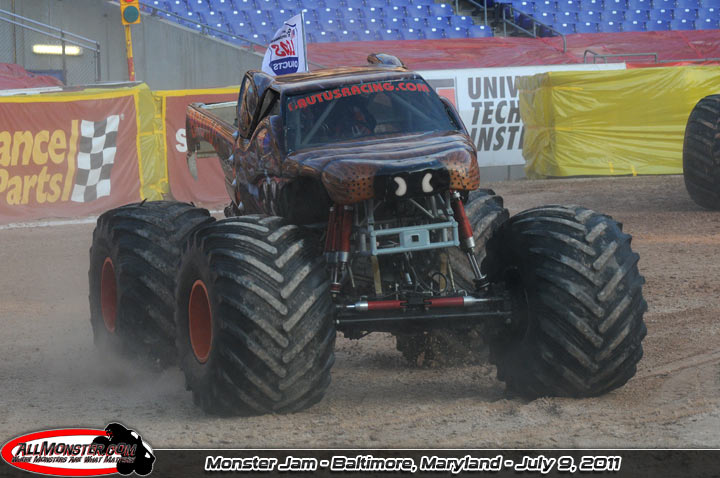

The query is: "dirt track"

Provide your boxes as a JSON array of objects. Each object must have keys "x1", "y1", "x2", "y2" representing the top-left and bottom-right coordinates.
[{"x1": 1, "y1": 174, "x2": 719, "y2": 449}]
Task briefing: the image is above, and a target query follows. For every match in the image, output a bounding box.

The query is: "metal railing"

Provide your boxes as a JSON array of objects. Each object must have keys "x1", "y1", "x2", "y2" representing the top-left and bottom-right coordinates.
[
  {"x1": 138, "y1": 2, "x2": 326, "y2": 69},
  {"x1": 139, "y1": 2, "x2": 267, "y2": 50},
  {"x1": 463, "y1": 0, "x2": 567, "y2": 52},
  {"x1": 463, "y1": 0, "x2": 490, "y2": 28},
  {"x1": 499, "y1": 4, "x2": 568, "y2": 52},
  {"x1": 0, "y1": 8, "x2": 101, "y2": 85},
  {"x1": 583, "y1": 50, "x2": 658, "y2": 63},
  {"x1": 584, "y1": 49, "x2": 720, "y2": 64}
]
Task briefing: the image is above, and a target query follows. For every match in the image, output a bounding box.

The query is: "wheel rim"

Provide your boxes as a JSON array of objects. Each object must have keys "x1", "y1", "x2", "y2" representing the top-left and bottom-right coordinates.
[
  {"x1": 100, "y1": 257, "x2": 117, "y2": 333},
  {"x1": 188, "y1": 279, "x2": 212, "y2": 363}
]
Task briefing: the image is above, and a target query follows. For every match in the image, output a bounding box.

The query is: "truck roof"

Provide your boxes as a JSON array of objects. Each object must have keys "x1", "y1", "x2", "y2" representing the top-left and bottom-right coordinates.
[{"x1": 266, "y1": 65, "x2": 421, "y2": 95}]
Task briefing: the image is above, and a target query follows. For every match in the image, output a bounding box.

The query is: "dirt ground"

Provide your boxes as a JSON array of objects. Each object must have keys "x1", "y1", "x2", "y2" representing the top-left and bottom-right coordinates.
[{"x1": 1, "y1": 174, "x2": 719, "y2": 449}]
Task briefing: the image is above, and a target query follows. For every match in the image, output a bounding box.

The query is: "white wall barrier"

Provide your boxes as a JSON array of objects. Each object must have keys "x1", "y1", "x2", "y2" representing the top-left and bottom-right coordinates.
[{"x1": 419, "y1": 63, "x2": 626, "y2": 168}]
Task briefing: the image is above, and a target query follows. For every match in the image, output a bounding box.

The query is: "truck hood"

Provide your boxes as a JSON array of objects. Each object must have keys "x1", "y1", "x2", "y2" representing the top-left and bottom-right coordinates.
[{"x1": 282, "y1": 130, "x2": 480, "y2": 205}]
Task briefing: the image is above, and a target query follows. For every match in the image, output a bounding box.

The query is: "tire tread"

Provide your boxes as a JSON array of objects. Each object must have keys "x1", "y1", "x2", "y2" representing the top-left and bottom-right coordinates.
[
  {"x1": 89, "y1": 201, "x2": 213, "y2": 365},
  {"x1": 683, "y1": 94, "x2": 720, "y2": 210},
  {"x1": 176, "y1": 216, "x2": 335, "y2": 415},
  {"x1": 491, "y1": 205, "x2": 647, "y2": 397}
]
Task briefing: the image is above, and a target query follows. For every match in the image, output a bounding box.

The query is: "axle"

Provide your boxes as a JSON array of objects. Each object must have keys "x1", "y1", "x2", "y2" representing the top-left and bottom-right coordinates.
[
  {"x1": 336, "y1": 293, "x2": 513, "y2": 335},
  {"x1": 342, "y1": 295, "x2": 501, "y2": 311}
]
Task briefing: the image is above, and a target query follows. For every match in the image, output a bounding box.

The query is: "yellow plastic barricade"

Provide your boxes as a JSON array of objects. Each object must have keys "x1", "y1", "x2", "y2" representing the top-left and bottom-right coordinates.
[{"x1": 518, "y1": 66, "x2": 720, "y2": 178}]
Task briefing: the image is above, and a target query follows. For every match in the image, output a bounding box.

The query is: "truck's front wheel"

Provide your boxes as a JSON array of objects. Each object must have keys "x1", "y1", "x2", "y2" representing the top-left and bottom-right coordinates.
[
  {"x1": 175, "y1": 216, "x2": 335, "y2": 415},
  {"x1": 489, "y1": 205, "x2": 647, "y2": 397}
]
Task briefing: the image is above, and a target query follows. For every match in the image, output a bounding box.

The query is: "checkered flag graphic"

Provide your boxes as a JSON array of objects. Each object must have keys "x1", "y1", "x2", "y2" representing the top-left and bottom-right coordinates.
[{"x1": 71, "y1": 115, "x2": 120, "y2": 203}]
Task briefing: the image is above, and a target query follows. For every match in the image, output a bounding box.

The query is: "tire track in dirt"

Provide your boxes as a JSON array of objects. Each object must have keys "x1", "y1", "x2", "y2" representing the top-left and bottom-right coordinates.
[{"x1": 636, "y1": 349, "x2": 720, "y2": 381}]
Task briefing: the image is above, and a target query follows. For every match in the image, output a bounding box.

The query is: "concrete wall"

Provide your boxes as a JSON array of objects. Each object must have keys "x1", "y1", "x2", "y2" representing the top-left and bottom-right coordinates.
[
  {"x1": 481, "y1": 164, "x2": 526, "y2": 182},
  {"x1": 0, "y1": 0, "x2": 263, "y2": 89}
]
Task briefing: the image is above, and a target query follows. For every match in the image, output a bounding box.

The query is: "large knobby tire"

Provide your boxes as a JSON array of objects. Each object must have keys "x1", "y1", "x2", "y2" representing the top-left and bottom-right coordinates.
[
  {"x1": 683, "y1": 94, "x2": 720, "y2": 210},
  {"x1": 395, "y1": 190, "x2": 509, "y2": 367},
  {"x1": 175, "y1": 216, "x2": 336, "y2": 415},
  {"x1": 88, "y1": 201, "x2": 214, "y2": 366},
  {"x1": 489, "y1": 205, "x2": 647, "y2": 398}
]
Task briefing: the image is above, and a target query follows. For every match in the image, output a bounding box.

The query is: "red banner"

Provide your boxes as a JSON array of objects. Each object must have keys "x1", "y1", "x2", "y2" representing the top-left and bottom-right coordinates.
[
  {"x1": 0, "y1": 93, "x2": 141, "y2": 224},
  {"x1": 162, "y1": 91, "x2": 236, "y2": 204}
]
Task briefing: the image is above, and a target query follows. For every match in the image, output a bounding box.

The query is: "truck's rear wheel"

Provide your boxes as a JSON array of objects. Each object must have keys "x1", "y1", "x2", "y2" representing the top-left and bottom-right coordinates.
[
  {"x1": 175, "y1": 216, "x2": 335, "y2": 415},
  {"x1": 89, "y1": 201, "x2": 213, "y2": 366},
  {"x1": 489, "y1": 205, "x2": 647, "y2": 397},
  {"x1": 395, "y1": 190, "x2": 509, "y2": 367},
  {"x1": 683, "y1": 94, "x2": 720, "y2": 210}
]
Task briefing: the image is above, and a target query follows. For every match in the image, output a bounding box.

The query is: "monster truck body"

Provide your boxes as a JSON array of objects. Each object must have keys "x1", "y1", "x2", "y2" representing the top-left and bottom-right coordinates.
[
  {"x1": 88, "y1": 55, "x2": 647, "y2": 415},
  {"x1": 186, "y1": 66, "x2": 475, "y2": 214},
  {"x1": 186, "y1": 61, "x2": 510, "y2": 335}
]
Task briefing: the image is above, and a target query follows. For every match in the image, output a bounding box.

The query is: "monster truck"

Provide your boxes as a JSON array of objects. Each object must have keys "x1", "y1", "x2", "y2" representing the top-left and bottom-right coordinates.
[
  {"x1": 683, "y1": 94, "x2": 720, "y2": 210},
  {"x1": 89, "y1": 54, "x2": 647, "y2": 415}
]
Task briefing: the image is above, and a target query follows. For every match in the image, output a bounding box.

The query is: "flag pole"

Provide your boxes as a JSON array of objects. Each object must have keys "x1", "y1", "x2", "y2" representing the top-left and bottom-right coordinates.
[{"x1": 301, "y1": 10, "x2": 309, "y2": 71}]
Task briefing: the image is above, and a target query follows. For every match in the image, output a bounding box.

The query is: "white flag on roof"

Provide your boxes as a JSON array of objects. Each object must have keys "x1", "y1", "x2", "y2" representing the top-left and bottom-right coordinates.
[{"x1": 261, "y1": 13, "x2": 307, "y2": 76}]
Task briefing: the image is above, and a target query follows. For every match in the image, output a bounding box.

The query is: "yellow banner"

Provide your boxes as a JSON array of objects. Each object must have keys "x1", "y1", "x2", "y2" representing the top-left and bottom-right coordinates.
[{"x1": 518, "y1": 66, "x2": 720, "y2": 178}]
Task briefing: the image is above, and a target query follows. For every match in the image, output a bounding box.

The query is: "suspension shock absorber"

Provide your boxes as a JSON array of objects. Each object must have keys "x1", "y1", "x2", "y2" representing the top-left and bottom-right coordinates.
[
  {"x1": 450, "y1": 191, "x2": 489, "y2": 290},
  {"x1": 333, "y1": 205, "x2": 354, "y2": 294},
  {"x1": 325, "y1": 205, "x2": 340, "y2": 293},
  {"x1": 324, "y1": 205, "x2": 338, "y2": 262},
  {"x1": 326, "y1": 205, "x2": 354, "y2": 295},
  {"x1": 338, "y1": 205, "x2": 353, "y2": 265}
]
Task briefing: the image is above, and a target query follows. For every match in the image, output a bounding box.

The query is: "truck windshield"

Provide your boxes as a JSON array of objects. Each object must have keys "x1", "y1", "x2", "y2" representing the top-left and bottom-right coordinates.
[{"x1": 284, "y1": 78, "x2": 459, "y2": 152}]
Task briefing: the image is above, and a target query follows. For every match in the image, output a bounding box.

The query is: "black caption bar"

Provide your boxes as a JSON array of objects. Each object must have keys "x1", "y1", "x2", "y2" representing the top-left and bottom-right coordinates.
[
  {"x1": 149, "y1": 450, "x2": 719, "y2": 478},
  {"x1": 2, "y1": 449, "x2": 719, "y2": 477}
]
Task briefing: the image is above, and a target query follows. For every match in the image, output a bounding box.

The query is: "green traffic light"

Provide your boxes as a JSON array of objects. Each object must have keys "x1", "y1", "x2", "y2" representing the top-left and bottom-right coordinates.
[{"x1": 123, "y1": 5, "x2": 139, "y2": 23}]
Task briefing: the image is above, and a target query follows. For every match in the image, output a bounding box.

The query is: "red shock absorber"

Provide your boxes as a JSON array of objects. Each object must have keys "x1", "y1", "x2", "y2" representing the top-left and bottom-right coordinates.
[
  {"x1": 344, "y1": 300, "x2": 407, "y2": 311},
  {"x1": 426, "y1": 296, "x2": 465, "y2": 308},
  {"x1": 451, "y1": 191, "x2": 487, "y2": 288},
  {"x1": 324, "y1": 206, "x2": 338, "y2": 258},
  {"x1": 450, "y1": 191, "x2": 475, "y2": 251},
  {"x1": 327, "y1": 205, "x2": 352, "y2": 294}
]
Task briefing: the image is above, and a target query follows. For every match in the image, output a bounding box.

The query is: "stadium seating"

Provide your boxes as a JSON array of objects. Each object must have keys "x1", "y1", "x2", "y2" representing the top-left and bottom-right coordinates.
[
  {"x1": 697, "y1": 16, "x2": 720, "y2": 28},
  {"x1": 647, "y1": 18, "x2": 672, "y2": 29},
  {"x1": 621, "y1": 19, "x2": 647, "y2": 29},
  {"x1": 583, "y1": 0, "x2": 604, "y2": 9},
  {"x1": 602, "y1": 19, "x2": 624, "y2": 30},
  {"x1": 146, "y1": 0, "x2": 497, "y2": 44},
  {"x1": 576, "y1": 20, "x2": 600, "y2": 31},
  {"x1": 147, "y1": 0, "x2": 719, "y2": 46},
  {"x1": 498, "y1": 0, "x2": 720, "y2": 34},
  {"x1": 578, "y1": 10, "x2": 602, "y2": 21}
]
